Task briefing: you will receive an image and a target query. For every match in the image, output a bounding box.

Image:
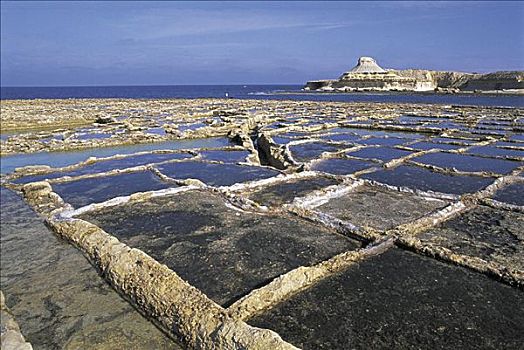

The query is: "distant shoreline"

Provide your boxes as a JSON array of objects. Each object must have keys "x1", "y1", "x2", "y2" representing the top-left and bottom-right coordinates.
[{"x1": 272, "y1": 89, "x2": 524, "y2": 96}]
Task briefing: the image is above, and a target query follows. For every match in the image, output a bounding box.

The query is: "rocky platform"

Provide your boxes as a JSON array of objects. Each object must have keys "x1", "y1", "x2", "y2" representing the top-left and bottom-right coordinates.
[{"x1": 0, "y1": 98, "x2": 523, "y2": 349}]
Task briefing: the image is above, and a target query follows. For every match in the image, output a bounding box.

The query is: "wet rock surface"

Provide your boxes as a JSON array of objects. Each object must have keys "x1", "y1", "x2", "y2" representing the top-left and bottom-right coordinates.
[
  {"x1": 249, "y1": 248, "x2": 524, "y2": 350},
  {"x1": 0, "y1": 188, "x2": 180, "y2": 350},
  {"x1": 317, "y1": 185, "x2": 449, "y2": 231},
  {"x1": 247, "y1": 176, "x2": 340, "y2": 207},
  {"x1": 419, "y1": 206, "x2": 524, "y2": 271},
  {"x1": 155, "y1": 161, "x2": 280, "y2": 186},
  {"x1": 491, "y1": 181, "x2": 524, "y2": 206},
  {"x1": 77, "y1": 190, "x2": 360, "y2": 306},
  {"x1": 52, "y1": 170, "x2": 174, "y2": 208},
  {"x1": 362, "y1": 165, "x2": 494, "y2": 195}
]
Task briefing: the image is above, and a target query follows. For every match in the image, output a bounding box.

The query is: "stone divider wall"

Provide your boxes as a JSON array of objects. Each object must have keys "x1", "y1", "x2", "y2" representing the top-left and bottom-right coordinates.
[{"x1": 20, "y1": 181, "x2": 299, "y2": 350}]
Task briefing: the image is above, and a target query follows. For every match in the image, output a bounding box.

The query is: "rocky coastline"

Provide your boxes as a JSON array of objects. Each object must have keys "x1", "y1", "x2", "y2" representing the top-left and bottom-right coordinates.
[{"x1": 304, "y1": 57, "x2": 524, "y2": 94}]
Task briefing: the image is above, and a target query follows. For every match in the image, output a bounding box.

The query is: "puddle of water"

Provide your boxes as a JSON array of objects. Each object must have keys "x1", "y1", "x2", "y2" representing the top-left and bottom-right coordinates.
[
  {"x1": 362, "y1": 165, "x2": 494, "y2": 195},
  {"x1": 492, "y1": 182, "x2": 524, "y2": 206},
  {"x1": 398, "y1": 115, "x2": 441, "y2": 124},
  {"x1": 52, "y1": 171, "x2": 174, "y2": 208},
  {"x1": 311, "y1": 158, "x2": 375, "y2": 175},
  {"x1": 1, "y1": 132, "x2": 18, "y2": 142},
  {"x1": 431, "y1": 137, "x2": 478, "y2": 145},
  {"x1": 178, "y1": 122, "x2": 206, "y2": 132},
  {"x1": 0, "y1": 188, "x2": 180, "y2": 349},
  {"x1": 40, "y1": 134, "x2": 65, "y2": 144},
  {"x1": 248, "y1": 176, "x2": 340, "y2": 207},
  {"x1": 1, "y1": 137, "x2": 232, "y2": 174},
  {"x1": 467, "y1": 145, "x2": 524, "y2": 159},
  {"x1": 318, "y1": 133, "x2": 361, "y2": 144},
  {"x1": 270, "y1": 136, "x2": 295, "y2": 145},
  {"x1": 424, "y1": 121, "x2": 467, "y2": 130},
  {"x1": 145, "y1": 127, "x2": 166, "y2": 135},
  {"x1": 249, "y1": 248, "x2": 524, "y2": 350},
  {"x1": 336, "y1": 127, "x2": 392, "y2": 138},
  {"x1": 289, "y1": 142, "x2": 345, "y2": 162},
  {"x1": 412, "y1": 152, "x2": 521, "y2": 174},
  {"x1": 155, "y1": 161, "x2": 279, "y2": 186},
  {"x1": 346, "y1": 147, "x2": 412, "y2": 162},
  {"x1": 75, "y1": 132, "x2": 112, "y2": 140},
  {"x1": 381, "y1": 131, "x2": 428, "y2": 140},
  {"x1": 509, "y1": 134, "x2": 524, "y2": 142},
  {"x1": 200, "y1": 150, "x2": 250, "y2": 163},
  {"x1": 419, "y1": 206, "x2": 524, "y2": 271},
  {"x1": 359, "y1": 137, "x2": 409, "y2": 147},
  {"x1": 77, "y1": 190, "x2": 359, "y2": 306},
  {"x1": 12, "y1": 152, "x2": 193, "y2": 184},
  {"x1": 407, "y1": 141, "x2": 463, "y2": 151}
]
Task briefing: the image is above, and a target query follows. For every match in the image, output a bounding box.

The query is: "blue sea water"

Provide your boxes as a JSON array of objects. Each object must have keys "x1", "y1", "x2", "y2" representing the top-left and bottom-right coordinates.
[{"x1": 1, "y1": 85, "x2": 523, "y2": 107}]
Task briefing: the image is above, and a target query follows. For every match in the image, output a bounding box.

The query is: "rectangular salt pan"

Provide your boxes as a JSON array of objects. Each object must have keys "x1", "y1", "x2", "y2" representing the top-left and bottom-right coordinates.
[
  {"x1": 248, "y1": 248, "x2": 524, "y2": 350},
  {"x1": 362, "y1": 165, "x2": 493, "y2": 195},
  {"x1": 77, "y1": 191, "x2": 359, "y2": 306},
  {"x1": 412, "y1": 152, "x2": 521, "y2": 174},
  {"x1": 155, "y1": 161, "x2": 280, "y2": 186},
  {"x1": 52, "y1": 171, "x2": 173, "y2": 208},
  {"x1": 317, "y1": 185, "x2": 449, "y2": 231}
]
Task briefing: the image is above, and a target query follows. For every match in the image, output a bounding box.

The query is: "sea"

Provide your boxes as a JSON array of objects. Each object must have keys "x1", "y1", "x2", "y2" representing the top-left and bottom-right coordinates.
[{"x1": 1, "y1": 85, "x2": 523, "y2": 107}]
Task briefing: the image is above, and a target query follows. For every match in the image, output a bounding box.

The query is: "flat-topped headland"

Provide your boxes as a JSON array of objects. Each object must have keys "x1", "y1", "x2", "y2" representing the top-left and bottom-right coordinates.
[{"x1": 305, "y1": 56, "x2": 524, "y2": 94}]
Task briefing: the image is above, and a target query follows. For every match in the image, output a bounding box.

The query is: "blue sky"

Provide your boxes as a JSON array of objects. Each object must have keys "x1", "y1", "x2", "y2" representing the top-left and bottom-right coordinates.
[{"x1": 1, "y1": 1, "x2": 523, "y2": 86}]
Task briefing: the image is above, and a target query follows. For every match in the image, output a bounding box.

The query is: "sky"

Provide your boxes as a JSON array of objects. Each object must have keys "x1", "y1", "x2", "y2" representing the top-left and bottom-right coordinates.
[{"x1": 1, "y1": 1, "x2": 523, "y2": 86}]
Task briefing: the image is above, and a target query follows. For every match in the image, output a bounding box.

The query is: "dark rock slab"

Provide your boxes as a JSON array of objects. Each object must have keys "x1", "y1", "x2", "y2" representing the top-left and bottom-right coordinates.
[
  {"x1": 78, "y1": 190, "x2": 359, "y2": 306},
  {"x1": 248, "y1": 176, "x2": 340, "y2": 207},
  {"x1": 419, "y1": 206, "x2": 524, "y2": 271},
  {"x1": 492, "y1": 182, "x2": 524, "y2": 206},
  {"x1": 249, "y1": 248, "x2": 524, "y2": 350},
  {"x1": 362, "y1": 165, "x2": 494, "y2": 195},
  {"x1": 317, "y1": 185, "x2": 449, "y2": 230}
]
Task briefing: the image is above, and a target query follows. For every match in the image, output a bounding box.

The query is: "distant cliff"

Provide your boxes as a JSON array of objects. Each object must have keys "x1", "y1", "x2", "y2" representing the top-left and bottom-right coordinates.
[{"x1": 304, "y1": 57, "x2": 524, "y2": 93}]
